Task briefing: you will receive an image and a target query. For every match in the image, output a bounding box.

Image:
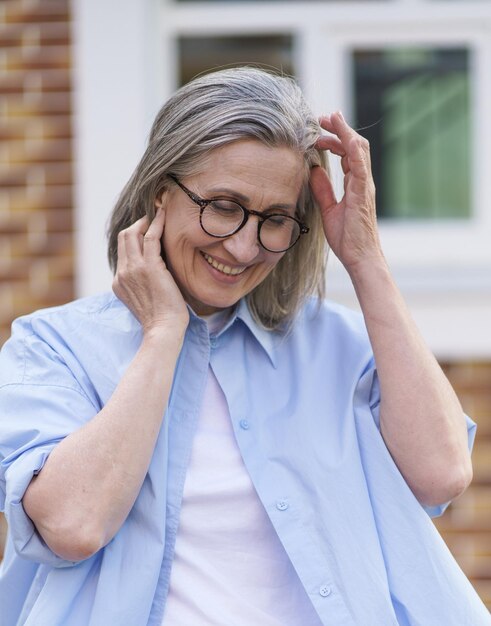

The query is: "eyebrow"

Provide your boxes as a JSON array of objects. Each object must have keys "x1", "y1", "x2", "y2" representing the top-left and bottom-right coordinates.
[{"x1": 206, "y1": 186, "x2": 297, "y2": 212}]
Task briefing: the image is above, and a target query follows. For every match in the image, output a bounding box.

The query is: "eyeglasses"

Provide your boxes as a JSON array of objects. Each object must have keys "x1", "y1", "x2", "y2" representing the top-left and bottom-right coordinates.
[{"x1": 168, "y1": 175, "x2": 309, "y2": 253}]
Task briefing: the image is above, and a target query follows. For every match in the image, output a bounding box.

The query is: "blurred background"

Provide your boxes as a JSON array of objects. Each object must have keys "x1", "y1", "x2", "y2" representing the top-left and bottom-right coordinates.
[{"x1": 1, "y1": 0, "x2": 491, "y2": 609}]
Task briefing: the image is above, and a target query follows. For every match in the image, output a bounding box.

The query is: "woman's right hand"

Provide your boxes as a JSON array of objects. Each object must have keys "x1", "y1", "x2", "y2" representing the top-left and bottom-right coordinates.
[
  {"x1": 25, "y1": 206, "x2": 189, "y2": 562},
  {"x1": 112, "y1": 207, "x2": 189, "y2": 335}
]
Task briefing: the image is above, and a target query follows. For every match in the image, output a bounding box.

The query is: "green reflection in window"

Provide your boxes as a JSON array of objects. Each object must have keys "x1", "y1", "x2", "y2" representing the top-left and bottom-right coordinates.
[
  {"x1": 178, "y1": 35, "x2": 294, "y2": 86},
  {"x1": 353, "y1": 48, "x2": 471, "y2": 219}
]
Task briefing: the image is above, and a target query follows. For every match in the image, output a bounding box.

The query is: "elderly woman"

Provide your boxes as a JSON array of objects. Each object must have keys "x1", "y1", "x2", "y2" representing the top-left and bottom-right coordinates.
[{"x1": 0, "y1": 68, "x2": 489, "y2": 626}]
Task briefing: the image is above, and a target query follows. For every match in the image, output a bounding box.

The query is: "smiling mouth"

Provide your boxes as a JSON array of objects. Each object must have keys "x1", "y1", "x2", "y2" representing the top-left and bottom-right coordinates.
[{"x1": 202, "y1": 252, "x2": 247, "y2": 276}]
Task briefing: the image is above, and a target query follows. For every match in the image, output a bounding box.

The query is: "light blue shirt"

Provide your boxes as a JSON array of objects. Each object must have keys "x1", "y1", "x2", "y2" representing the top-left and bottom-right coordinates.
[{"x1": 0, "y1": 292, "x2": 489, "y2": 626}]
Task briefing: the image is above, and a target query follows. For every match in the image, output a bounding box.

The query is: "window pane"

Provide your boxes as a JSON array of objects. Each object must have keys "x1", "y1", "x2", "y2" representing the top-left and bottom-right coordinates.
[
  {"x1": 178, "y1": 35, "x2": 293, "y2": 86},
  {"x1": 353, "y1": 48, "x2": 471, "y2": 219}
]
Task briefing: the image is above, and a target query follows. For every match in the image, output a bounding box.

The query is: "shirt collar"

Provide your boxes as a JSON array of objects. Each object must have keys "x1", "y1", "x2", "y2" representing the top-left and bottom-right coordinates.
[
  {"x1": 233, "y1": 299, "x2": 279, "y2": 369},
  {"x1": 186, "y1": 299, "x2": 279, "y2": 368}
]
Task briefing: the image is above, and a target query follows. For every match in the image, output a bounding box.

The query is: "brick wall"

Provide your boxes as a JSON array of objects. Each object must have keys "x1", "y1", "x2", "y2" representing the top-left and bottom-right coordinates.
[
  {"x1": 435, "y1": 362, "x2": 491, "y2": 608},
  {"x1": 0, "y1": 0, "x2": 74, "y2": 347},
  {"x1": 0, "y1": 0, "x2": 74, "y2": 570},
  {"x1": 0, "y1": 0, "x2": 490, "y2": 614}
]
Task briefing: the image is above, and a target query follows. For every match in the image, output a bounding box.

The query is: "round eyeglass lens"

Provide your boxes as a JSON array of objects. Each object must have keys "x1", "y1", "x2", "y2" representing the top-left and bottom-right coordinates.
[
  {"x1": 260, "y1": 215, "x2": 300, "y2": 252},
  {"x1": 201, "y1": 200, "x2": 244, "y2": 236}
]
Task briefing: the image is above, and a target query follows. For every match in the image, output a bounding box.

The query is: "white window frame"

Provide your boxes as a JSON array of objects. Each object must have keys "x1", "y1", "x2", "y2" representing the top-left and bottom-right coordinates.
[{"x1": 73, "y1": 0, "x2": 491, "y2": 358}]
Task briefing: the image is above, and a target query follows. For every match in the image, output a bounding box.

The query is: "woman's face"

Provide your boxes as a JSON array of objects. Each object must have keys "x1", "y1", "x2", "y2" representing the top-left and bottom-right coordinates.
[{"x1": 158, "y1": 139, "x2": 304, "y2": 316}]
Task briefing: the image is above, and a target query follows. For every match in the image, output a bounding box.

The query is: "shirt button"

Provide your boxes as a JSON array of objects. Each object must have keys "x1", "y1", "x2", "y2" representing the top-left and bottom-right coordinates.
[
  {"x1": 239, "y1": 419, "x2": 249, "y2": 430},
  {"x1": 319, "y1": 585, "x2": 332, "y2": 597},
  {"x1": 276, "y1": 500, "x2": 289, "y2": 511}
]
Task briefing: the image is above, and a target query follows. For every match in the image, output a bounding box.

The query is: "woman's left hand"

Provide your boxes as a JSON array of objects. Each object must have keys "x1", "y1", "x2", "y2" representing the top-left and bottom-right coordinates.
[
  {"x1": 310, "y1": 112, "x2": 384, "y2": 273},
  {"x1": 311, "y1": 114, "x2": 472, "y2": 508}
]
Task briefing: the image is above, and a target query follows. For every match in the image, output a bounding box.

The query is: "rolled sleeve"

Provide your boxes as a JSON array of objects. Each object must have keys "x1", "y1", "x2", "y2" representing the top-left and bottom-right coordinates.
[
  {"x1": 3, "y1": 442, "x2": 78, "y2": 567},
  {"x1": 0, "y1": 321, "x2": 100, "y2": 566},
  {"x1": 424, "y1": 414, "x2": 477, "y2": 518}
]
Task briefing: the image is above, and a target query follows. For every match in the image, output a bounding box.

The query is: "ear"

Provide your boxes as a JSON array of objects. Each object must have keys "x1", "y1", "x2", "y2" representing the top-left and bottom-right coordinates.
[{"x1": 154, "y1": 188, "x2": 168, "y2": 211}]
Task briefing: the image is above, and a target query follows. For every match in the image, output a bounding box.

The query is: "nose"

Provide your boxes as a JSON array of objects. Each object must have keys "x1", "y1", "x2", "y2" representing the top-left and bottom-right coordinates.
[{"x1": 222, "y1": 218, "x2": 260, "y2": 263}]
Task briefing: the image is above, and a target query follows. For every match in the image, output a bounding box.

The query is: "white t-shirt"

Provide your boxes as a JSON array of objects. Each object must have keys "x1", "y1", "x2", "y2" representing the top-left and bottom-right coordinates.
[{"x1": 162, "y1": 313, "x2": 321, "y2": 625}]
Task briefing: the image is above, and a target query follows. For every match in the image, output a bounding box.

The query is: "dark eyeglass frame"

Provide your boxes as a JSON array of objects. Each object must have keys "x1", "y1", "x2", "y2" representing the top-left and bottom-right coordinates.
[{"x1": 168, "y1": 174, "x2": 309, "y2": 253}]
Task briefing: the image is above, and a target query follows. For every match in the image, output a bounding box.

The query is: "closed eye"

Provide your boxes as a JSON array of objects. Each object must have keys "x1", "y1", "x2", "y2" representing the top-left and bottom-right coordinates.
[
  {"x1": 210, "y1": 199, "x2": 243, "y2": 214},
  {"x1": 267, "y1": 214, "x2": 289, "y2": 224}
]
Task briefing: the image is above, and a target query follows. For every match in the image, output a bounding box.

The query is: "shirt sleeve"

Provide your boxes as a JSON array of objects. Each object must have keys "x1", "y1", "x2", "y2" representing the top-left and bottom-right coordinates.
[
  {"x1": 366, "y1": 365, "x2": 477, "y2": 518},
  {"x1": 0, "y1": 320, "x2": 100, "y2": 567}
]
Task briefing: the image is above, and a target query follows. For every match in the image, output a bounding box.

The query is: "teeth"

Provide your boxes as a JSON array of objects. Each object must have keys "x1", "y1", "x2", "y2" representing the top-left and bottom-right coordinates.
[{"x1": 203, "y1": 253, "x2": 245, "y2": 276}]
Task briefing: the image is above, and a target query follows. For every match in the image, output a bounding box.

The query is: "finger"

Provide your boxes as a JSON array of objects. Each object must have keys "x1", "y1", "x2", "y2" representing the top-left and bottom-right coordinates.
[
  {"x1": 318, "y1": 114, "x2": 335, "y2": 133},
  {"x1": 344, "y1": 171, "x2": 351, "y2": 194},
  {"x1": 327, "y1": 113, "x2": 371, "y2": 183},
  {"x1": 116, "y1": 229, "x2": 128, "y2": 269},
  {"x1": 127, "y1": 215, "x2": 150, "y2": 235},
  {"x1": 329, "y1": 112, "x2": 362, "y2": 147},
  {"x1": 123, "y1": 216, "x2": 149, "y2": 260},
  {"x1": 309, "y1": 166, "x2": 338, "y2": 214},
  {"x1": 143, "y1": 206, "x2": 166, "y2": 260},
  {"x1": 315, "y1": 135, "x2": 346, "y2": 157},
  {"x1": 345, "y1": 136, "x2": 371, "y2": 183},
  {"x1": 327, "y1": 112, "x2": 372, "y2": 168},
  {"x1": 319, "y1": 113, "x2": 364, "y2": 156},
  {"x1": 341, "y1": 154, "x2": 350, "y2": 175}
]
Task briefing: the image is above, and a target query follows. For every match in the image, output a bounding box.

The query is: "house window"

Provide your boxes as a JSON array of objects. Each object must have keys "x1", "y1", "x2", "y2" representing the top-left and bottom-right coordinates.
[
  {"x1": 353, "y1": 48, "x2": 471, "y2": 220},
  {"x1": 178, "y1": 35, "x2": 294, "y2": 86}
]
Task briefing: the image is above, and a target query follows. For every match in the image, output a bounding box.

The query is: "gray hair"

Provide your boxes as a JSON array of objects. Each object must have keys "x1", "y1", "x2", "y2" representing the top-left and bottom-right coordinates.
[{"x1": 107, "y1": 67, "x2": 328, "y2": 329}]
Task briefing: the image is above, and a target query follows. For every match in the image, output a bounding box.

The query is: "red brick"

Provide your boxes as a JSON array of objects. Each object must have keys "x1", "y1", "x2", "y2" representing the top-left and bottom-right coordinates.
[
  {"x1": 3, "y1": 92, "x2": 72, "y2": 117},
  {"x1": 0, "y1": 69, "x2": 71, "y2": 94},
  {"x1": 0, "y1": 115, "x2": 72, "y2": 141},
  {"x1": 3, "y1": 185, "x2": 73, "y2": 211},
  {"x1": 2, "y1": 47, "x2": 70, "y2": 72},
  {"x1": 0, "y1": 22, "x2": 70, "y2": 48},
  {"x1": 2, "y1": 138, "x2": 72, "y2": 163},
  {"x1": 0, "y1": 1, "x2": 70, "y2": 24}
]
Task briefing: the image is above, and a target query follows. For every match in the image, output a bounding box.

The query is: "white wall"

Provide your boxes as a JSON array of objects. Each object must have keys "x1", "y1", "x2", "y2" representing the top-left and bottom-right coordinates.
[{"x1": 71, "y1": 0, "x2": 163, "y2": 296}]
